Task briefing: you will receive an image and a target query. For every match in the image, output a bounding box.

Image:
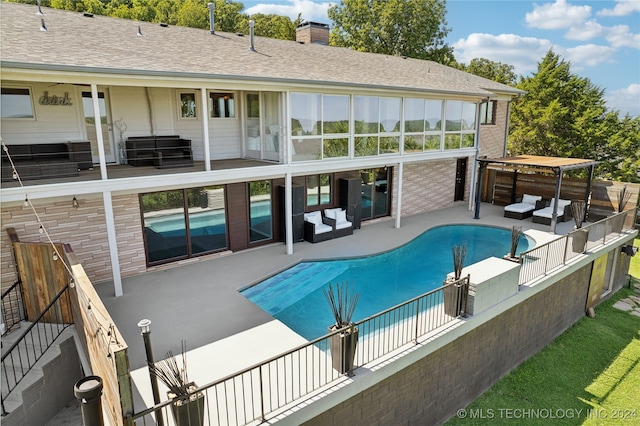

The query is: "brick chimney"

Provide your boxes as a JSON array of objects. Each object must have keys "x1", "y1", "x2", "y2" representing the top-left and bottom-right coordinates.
[{"x1": 295, "y1": 22, "x2": 329, "y2": 45}]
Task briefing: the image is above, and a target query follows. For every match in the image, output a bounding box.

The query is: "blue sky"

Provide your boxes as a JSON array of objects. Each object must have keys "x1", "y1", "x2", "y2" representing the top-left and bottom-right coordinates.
[{"x1": 242, "y1": 0, "x2": 639, "y2": 117}]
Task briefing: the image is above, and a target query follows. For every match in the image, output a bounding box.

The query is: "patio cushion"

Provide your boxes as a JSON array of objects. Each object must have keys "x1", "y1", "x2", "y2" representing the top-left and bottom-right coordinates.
[
  {"x1": 549, "y1": 198, "x2": 571, "y2": 209},
  {"x1": 335, "y1": 209, "x2": 352, "y2": 230},
  {"x1": 324, "y1": 208, "x2": 342, "y2": 220},
  {"x1": 521, "y1": 194, "x2": 542, "y2": 205},
  {"x1": 314, "y1": 223, "x2": 333, "y2": 234},
  {"x1": 532, "y1": 207, "x2": 560, "y2": 219},
  {"x1": 504, "y1": 202, "x2": 536, "y2": 214},
  {"x1": 304, "y1": 211, "x2": 322, "y2": 226}
]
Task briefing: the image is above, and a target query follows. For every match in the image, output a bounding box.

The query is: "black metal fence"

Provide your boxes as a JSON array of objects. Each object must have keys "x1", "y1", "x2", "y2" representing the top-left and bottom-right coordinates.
[
  {"x1": 128, "y1": 279, "x2": 467, "y2": 426},
  {"x1": 1, "y1": 285, "x2": 72, "y2": 416},
  {"x1": 1, "y1": 281, "x2": 26, "y2": 336},
  {"x1": 519, "y1": 209, "x2": 636, "y2": 285}
]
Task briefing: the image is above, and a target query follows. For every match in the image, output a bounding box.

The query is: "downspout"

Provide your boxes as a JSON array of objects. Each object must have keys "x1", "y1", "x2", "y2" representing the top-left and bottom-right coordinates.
[
  {"x1": 584, "y1": 165, "x2": 594, "y2": 223},
  {"x1": 503, "y1": 100, "x2": 512, "y2": 157},
  {"x1": 469, "y1": 99, "x2": 483, "y2": 212},
  {"x1": 474, "y1": 161, "x2": 487, "y2": 219},
  {"x1": 146, "y1": 87, "x2": 155, "y2": 135}
]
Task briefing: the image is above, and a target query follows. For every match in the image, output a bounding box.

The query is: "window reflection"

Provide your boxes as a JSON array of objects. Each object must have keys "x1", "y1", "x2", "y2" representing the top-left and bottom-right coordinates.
[{"x1": 249, "y1": 181, "x2": 273, "y2": 243}]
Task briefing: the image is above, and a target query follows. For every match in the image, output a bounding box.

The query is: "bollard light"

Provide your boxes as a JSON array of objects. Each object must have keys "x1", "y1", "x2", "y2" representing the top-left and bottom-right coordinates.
[{"x1": 138, "y1": 319, "x2": 164, "y2": 426}]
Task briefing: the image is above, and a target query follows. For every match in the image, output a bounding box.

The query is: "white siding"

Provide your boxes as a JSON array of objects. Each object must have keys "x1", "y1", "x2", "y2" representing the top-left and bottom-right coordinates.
[{"x1": 1, "y1": 82, "x2": 84, "y2": 144}]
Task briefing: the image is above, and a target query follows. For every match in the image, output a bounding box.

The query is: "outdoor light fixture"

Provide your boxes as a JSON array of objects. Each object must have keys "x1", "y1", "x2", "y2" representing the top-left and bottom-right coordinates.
[
  {"x1": 621, "y1": 245, "x2": 638, "y2": 257},
  {"x1": 137, "y1": 318, "x2": 151, "y2": 334},
  {"x1": 72, "y1": 196, "x2": 79, "y2": 209}
]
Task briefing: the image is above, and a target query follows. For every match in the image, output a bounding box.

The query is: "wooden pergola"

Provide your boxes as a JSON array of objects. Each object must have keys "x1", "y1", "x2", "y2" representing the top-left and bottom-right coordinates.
[{"x1": 474, "y1": 155, "x2": 600, "y2": 233}]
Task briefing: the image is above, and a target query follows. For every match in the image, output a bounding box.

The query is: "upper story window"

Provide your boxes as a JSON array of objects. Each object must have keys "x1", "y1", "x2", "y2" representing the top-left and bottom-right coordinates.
[
  {"x1": 179, "y1": 92, "x2": 196, "y2": 118},
  {"x1": 354, "y1": 95, "x2": 401, "y2": 156},
  {"x1": 1, "y1": 87, "x2": 34, "y2": 119},
  {"x1": 480, "y1": 100, "x2": 497, "y2": 125},
  {"x1": 291, "y1": 93, "x2": 350, "y2": 161},
  {"x1": 210, "y1": 92, "x2": 235, "y2": 118},
  {"x1": 404, "y1": 98, "x2": 443, "y2": 153},
  {"x1": 444, "y1": 100, "x2": 476, "y2": 150}
]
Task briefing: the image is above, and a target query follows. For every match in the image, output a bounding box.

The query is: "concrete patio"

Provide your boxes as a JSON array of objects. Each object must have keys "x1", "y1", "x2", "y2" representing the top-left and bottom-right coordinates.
[{"x1": 94, "y1": 202, "x2": 571, "y2": 365}]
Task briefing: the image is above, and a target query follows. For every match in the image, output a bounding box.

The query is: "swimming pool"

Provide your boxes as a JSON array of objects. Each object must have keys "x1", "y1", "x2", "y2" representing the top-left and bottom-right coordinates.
[{"x1": 241, "y1": 225, "x2": 534, "y2": 340}]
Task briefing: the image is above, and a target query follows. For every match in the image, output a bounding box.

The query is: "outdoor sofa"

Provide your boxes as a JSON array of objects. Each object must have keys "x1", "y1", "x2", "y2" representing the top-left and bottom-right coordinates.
[
  {"x1": 532, "y1": 198, "x2": 573, "y2": 225},
  {"x1": 503, "y1": 194, "x2": 545, "y2": 220},
  {"x1": 323, "y1": 208, "x2": 354, "y2": 237},
  {"x1": 1, "y1": 141, "x2": 92, "y2": 182},
  {"x1": 126, "y1": 135, "x2": 193, "y2": 168},
  {"x1": 303, "y1": 211, "x2": 334, "y2": 243}
]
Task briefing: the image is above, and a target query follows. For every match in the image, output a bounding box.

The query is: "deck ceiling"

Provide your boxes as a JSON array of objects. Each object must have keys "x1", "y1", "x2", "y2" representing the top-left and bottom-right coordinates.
[{"x1": 479, "y1": 155, "x2": 599, "y2": 173}]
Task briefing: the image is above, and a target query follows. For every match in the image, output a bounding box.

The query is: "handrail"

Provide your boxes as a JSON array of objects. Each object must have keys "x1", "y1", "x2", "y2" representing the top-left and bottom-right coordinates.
[
  {"x1": 130, "y1": 281, "x2": 461, "y2": 425},
  {"x1": 519, "y1": 208, "x2": 637, "y2": 285},
  {"x1": 1, "y1": 285, "x2": 71, "y2": 416},
  {"x1": 1, "y1": 280, "x2": 26, "y2": 336}
]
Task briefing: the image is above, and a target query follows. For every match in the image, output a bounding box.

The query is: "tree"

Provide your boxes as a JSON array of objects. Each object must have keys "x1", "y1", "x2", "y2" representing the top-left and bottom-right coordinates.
[
  {"x1": 238, "y1": 13, "x2": 301, "y2": 40},
  {"x1": 457, "y1": 58, "x2": 517, "y2": 86},
  {"x1": 328, "y1": 0, "x2": 454, "y2": 63},
  {"x1": 509, "y1": 50, "x2": 640, "y2": 181}
]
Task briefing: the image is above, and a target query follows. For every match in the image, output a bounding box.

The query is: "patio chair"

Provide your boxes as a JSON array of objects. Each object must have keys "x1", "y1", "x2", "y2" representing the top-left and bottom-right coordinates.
[
  {"x1": 532, "y1": 198, "x2": 573, "y2": 225},
  {"x1": 504, "y1": 194, "x2": 544, "y2": 220},
  {"x1": 303, "y1": 211, "x2": 333, "y2": 243},
  {"x1": 323, "y1": 208, "x2": 354, "y2": 238}
]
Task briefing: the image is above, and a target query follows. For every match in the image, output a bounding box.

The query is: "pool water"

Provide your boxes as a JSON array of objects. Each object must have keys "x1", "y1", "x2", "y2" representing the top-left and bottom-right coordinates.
[{"x1": 241, "y1": 225, "x2": 534, "y2": 340}]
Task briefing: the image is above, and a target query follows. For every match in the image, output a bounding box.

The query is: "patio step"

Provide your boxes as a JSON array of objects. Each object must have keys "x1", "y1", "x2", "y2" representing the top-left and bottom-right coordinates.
[{"x1": 1, "y1": 323, "x2": 81, "y2": 426}]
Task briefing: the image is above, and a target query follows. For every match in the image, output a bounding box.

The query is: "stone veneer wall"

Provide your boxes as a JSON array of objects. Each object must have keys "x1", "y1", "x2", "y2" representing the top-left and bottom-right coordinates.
[
  {"x1": 303, "y1": 264, "x2": 592, "y2": 426},
  {"x1": 0, "y1": 194, "x2": 148, "y2": 291},
  {"x1": 399, "y1": 157, "x2": 473, "y2": 217},
  {"x1": 478, "y1": 100, "x2": 510, "y2": 159},
  {"x1": 1, "y1": 198, "x2": 112, "y2": 288}
]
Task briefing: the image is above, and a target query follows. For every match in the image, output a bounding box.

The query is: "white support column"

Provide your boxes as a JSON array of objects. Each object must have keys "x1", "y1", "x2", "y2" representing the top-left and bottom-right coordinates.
[
  {"x1": 395, "y1": 162, "x2": 403, "y2": 229},
  {"x1": 91, "y1": 84, "x2": 108, "y2": 180},
  {"x1": 103, "y1": 191, "x2": 123, "y2": 297},
  {"x1": 285, "y1": 172, "x2": 294, "y2": 254},
  {"x1": 201, "y1": 88, "x2": 211, "y2": 171}
]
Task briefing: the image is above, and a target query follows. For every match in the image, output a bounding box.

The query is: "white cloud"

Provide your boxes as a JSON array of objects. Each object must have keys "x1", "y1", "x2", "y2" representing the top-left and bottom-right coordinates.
[
  {"x1": 245, "y1": 0, "x2": 333, "y2": 23},
  {"x1": 525, "y1": 0, "x2": 591, "y2": 30},
  {"x1": 605, "y1": 84, "x2": 640, "y2": 116},
  {"x1": 605, "y1": 25, "x2": 640, "y2": 49},
  {"x1": 564, "y1": 44, "x2": 617, "y2": 67},
  {"x1": 565, "y1": 19, "x2": 605, "y2": 41},
  {"x1": 453, "y1": 33, "x2": 556, "y2": 77},
  {"x1": 597, "y1": 0, "x2": 640, "y2": 17}
]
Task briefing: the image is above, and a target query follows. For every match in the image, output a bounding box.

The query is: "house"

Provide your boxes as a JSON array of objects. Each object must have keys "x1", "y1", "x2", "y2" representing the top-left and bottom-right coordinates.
[{"x1": 0, "y1": 2, "x2": 524, "y2": 298}]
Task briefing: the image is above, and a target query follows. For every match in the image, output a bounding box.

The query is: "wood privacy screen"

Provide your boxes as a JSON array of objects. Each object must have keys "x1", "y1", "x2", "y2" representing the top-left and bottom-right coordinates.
[
  {"x1": 12, "y1": 241, "x2": 72, "y2": 323},
  {"x1": 487, "y1": 170, "x2": 639, "y2": 216},
  {"x1": 66, "y1": 247, "x2": 133, "y2": 426}
]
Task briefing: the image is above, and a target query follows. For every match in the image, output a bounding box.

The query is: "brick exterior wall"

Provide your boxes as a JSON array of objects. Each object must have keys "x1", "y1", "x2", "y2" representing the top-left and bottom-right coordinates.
[
  {"x1": 303, "y1": 264, "x2": 592, "y2": 426},
  {"x1": 399, "y1": 157, "x2": 473, "y2": 217},
  {"x1": 1, "y1": 195, "x2": 148, "y2": 292},
  {"x1": 478, "y1": 100, "x2": 510, "y2": 159}
]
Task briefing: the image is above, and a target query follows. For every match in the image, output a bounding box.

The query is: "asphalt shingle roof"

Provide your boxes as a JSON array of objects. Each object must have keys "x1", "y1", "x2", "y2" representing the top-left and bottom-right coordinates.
[{"x1": 1, "y1": 2, "x2": 524, "y2": 98}]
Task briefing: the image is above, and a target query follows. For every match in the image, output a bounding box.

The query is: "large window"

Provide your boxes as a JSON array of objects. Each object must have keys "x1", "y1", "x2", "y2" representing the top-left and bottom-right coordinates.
[
  {"x1": 306, "y1": 174, "x2": 331, "y2": 207},
  {"x1": 404, "y1": 98, "x2": 443, "y2": 153},
  {"x1": 248, "y1": 181, "x2": 273, "y2": 243},
  {"x1": 291, "y1": 93, "x2": 350, "y2": 161},
  {"x1": 210, "y1": 92, "x2": 235, "y2": 118},
  {"x1": 355, "y1": 96, "x2": 401, "y2": 156},
  {"x1": 444, "y1": 100, "x2": 476, "y2": 150},
  {"x1": 1, "y1": 87, "x2": 34, "y2": 119},
  {"x1": 141, "y1": 187, "x2": 227, "y2": 265}
]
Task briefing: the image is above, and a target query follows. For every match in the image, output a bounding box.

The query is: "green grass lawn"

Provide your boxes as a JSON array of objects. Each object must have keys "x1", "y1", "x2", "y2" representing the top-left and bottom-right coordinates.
[
  {"x1": 446, "y1": 260, "x2": 640, "y2": 425},
  {"x1": 629, "y1": 238, "x2": 640, "y2": 280}
]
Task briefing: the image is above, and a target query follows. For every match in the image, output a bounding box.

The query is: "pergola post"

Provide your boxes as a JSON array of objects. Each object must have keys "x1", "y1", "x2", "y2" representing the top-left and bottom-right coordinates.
[
  {"x1": 474, "y1": 161, "x2": 487, "y2": 219},
  {"x1": 550, "y1": 168, "x2": 563, "y2": 234}
]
